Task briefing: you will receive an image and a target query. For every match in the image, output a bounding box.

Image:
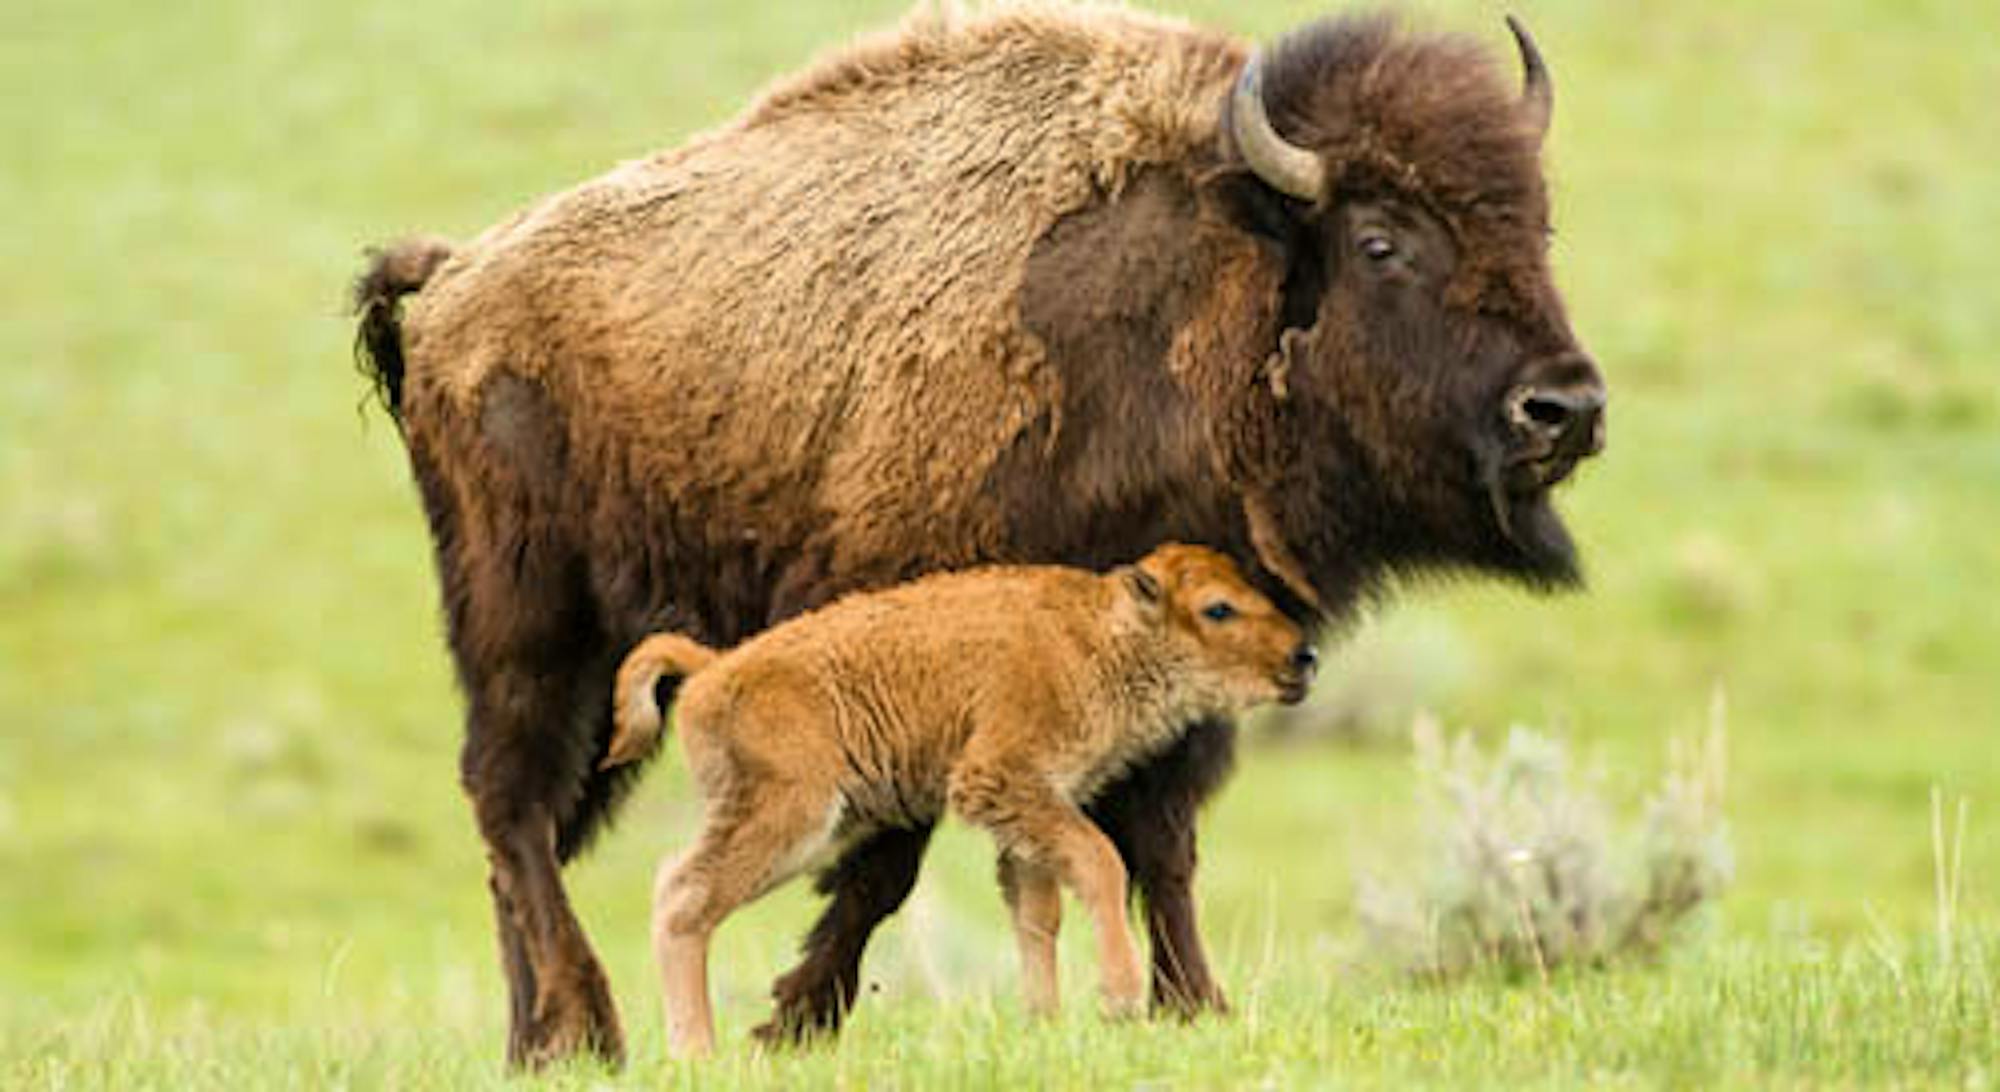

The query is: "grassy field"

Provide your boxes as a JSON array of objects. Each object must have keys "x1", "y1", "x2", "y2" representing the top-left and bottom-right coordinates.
[{"x1": 4, "y1": 0, "x2": 1996, "y2": 1086}]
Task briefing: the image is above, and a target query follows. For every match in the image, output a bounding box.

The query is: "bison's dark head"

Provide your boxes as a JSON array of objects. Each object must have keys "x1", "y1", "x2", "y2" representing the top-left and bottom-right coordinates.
[{"x1": 1218, "y1": 14, "x2": 1605, "y2": 597}]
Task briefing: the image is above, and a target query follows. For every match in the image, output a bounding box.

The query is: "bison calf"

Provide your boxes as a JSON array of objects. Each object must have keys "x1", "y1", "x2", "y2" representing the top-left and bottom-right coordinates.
[{"x1": 604, "y1": 544, "x2": 1312, "y2": 1056}]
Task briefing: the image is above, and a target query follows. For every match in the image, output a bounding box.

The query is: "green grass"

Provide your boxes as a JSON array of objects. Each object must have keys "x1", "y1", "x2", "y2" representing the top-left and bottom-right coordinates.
[
  {"x1": 9, "y1": 943, "x2": 1997, "y2": 1089},
  {"x1": 4, "y1": 0, "x2": 1997, "y2": 1086}
]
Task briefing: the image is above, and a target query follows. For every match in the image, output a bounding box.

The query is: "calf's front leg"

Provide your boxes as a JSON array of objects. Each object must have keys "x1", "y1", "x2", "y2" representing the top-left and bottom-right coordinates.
[{"x1": 1087, "y1": 716, "x2": 1237, "y2": 1016}]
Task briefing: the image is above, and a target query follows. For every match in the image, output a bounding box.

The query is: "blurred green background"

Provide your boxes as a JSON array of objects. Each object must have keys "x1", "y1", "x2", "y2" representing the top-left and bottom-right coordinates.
[{"x1": 3, "y1": 0, "x2": 1995, "y2": 1083}]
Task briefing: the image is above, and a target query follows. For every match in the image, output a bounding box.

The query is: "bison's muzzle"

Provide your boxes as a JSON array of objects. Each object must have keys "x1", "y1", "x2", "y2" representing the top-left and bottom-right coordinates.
[
  {"x1": 1477, "y1": 352, "x2": 1607, "y2": 576},
  {"x1": 1502, "y1": 353, "x2": 1607, "y2": 495}
]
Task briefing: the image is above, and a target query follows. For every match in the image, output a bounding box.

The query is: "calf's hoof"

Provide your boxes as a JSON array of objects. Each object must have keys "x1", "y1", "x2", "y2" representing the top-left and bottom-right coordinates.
[{"x1": 1100, "y1": 982, "x2": 1147, "y2": 1022}]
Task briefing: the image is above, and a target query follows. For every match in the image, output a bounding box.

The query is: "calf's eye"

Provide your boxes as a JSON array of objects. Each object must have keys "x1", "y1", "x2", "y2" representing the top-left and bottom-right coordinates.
[{"x1": 1201, "y1": 602, "x2": 1237, "y2": 622}]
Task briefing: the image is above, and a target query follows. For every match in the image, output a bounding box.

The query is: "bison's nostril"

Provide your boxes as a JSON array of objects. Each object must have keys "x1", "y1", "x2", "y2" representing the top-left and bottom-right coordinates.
[
  {"x1": 1521, "y1": 395, "x2": 1571, "y2": 430},
  {"x1": 1512, "y1": 383, "x2": 1606, "y2": 456}
]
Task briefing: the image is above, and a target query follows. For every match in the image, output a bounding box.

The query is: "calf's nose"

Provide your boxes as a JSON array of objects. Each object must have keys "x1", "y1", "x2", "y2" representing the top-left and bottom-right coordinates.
[{"x1": 1288, "y1": 644, "x2": 1318, "y2": 675}]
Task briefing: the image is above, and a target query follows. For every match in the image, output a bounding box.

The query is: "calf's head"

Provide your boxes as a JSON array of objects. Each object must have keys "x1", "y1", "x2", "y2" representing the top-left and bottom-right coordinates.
[
  {"x1": 1125, "y1": 544, "x2": 1315, "y2": 707},
  {"x1": 1221, "y1": 14, "x2": 1606, "y2": 593}
]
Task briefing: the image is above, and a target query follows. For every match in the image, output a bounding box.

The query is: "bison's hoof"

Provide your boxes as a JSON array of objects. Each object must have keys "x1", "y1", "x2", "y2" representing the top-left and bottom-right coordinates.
[
  {"x1": 1150, "y1": 983, "x2": 1230, "y2": 1021},
  {"x1": 511, "y1": 989, "x2": 626, "y2": 1071},
  {"x1": 749, "y1": 1015, "x2": 838, "y2": 1051}
]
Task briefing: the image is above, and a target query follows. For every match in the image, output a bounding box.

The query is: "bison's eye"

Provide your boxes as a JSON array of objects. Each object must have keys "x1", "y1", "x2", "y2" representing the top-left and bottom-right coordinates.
[
  {"x1": 1201, "y1": 602, "x2": 1238, "y2": 623},
  {"x1": 1359, "y1": 234, "x2": 1397, "y2": 262}
]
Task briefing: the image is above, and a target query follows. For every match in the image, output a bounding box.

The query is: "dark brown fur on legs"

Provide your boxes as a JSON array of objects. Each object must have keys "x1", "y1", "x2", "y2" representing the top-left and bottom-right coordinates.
[
  {"x1": 487, "y1": 872, "x2": 535, "y2": 1060},
  {"x1": 750, "y1": 825, "x2": 934, "y2": 1046},
  {"x1": 487, "y1": 812, "x2": 623, "y2": 1065},
  {"x1": 411, "y1": 416, "x2": 629, "y2": 1066},
  {"x1": 1088, "y1": 714, "x2": 1239, "y2": 1015},
  {"x1": 463, "y1": 662, "x2": 627, "y2": 1068}
]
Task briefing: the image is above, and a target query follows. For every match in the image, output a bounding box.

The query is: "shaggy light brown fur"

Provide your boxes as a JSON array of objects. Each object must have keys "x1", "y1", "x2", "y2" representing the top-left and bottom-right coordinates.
[
  {"x1": 397, "y1": 3, "x2": 1248, "y2": 588},
  {"x1": 607, "y1": 544, "x2": 1308, "y2": 1057}
]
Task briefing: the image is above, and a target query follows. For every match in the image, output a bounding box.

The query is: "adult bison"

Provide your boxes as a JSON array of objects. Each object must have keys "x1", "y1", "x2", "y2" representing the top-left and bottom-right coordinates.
[{"x1": 353, "y1": 3, "x2": 1605, "y2": 1067}]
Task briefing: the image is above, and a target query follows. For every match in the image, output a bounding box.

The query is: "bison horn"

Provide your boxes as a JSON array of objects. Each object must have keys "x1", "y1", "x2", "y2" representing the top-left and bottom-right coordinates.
[
  {"x1": 1231, "y1": 53, "x2": 1324, "y2": 202},
  {"x1": 1506, "y1": 15, "x2": 1553, "y2": 145}
]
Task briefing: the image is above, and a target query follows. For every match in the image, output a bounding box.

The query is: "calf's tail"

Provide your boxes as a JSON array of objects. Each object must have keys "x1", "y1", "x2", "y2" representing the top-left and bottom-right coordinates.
[
  {"x1": 604, "y1": 633, "x2": 721, "y2": 769},
  {"x1": 350, "y1": 236, "x2": 454, "y2": 422}
]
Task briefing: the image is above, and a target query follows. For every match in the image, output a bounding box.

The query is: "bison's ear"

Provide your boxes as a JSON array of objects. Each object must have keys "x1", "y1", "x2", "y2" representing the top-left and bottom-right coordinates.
[
  {"x1": 1201, "y1": 170, "x2": 1326, "y2": 337},
  {"x1": 1122, "y1": 565, "x2": 1165, "y2": 613},
  {"x1": 1206, "y1": 169, "x2": 1301, "y2": 245}
]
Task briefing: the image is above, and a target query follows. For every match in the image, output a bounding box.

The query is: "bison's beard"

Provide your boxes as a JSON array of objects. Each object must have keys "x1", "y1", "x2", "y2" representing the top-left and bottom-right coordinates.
[
  {"x1": 1491, "y1": 489, "x2": 1584, "y2": 590},
  {"x1": 1479, "y1": 454, "x2": 1585, "y2": 591}
]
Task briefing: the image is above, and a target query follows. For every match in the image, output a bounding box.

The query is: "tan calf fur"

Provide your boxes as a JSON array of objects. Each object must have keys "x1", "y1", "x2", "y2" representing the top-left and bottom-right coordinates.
[{"x1": 605, "y1": 544, "x2": 1310, "y2": 1057}]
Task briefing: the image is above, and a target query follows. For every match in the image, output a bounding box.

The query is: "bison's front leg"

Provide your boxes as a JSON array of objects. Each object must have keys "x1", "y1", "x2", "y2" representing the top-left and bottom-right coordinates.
[
  {"x1": 1087, "y1": 715, "x2": 1239, "y2": 1016},
  {"x1": 752, "y1": 824, "x2": 935, "y2": 1045}
]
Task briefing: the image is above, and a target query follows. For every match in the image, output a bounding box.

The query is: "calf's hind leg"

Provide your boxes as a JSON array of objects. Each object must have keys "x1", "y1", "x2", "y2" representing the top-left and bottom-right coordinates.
[
  {"x1": 953, "y1": 765, "x2": 1143, "y2": 1017},
  {"x1": 654, "y1": 787, "x2": 839, "y2": 1058},
  {"x1": 999, "y1": 853, "x2": 1063, "y2": 1017}
]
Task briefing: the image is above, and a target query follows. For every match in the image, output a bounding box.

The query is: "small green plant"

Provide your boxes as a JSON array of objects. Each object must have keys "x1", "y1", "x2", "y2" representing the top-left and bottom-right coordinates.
[{"x1": 1357, "y1": 697, "x2": 1732, "y2": 980}]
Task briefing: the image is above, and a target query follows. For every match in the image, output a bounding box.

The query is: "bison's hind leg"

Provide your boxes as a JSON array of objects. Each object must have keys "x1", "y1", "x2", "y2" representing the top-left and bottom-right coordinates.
[
  {"x1": 412, "y1": 370, "x2": 636, "y2": 1067},
  {"x1": 462, "y1": 646, "x2": 628, "y2": 1069},
  {"x1": 556, "y1": 669, "x2": 667, "y2": 863},
  {"x1": 951, "y1": 759, "x2": 1145, "y2": 1019},
  {"x1": 750, "y1": 823, "x2": 936, "y2": 1047}
]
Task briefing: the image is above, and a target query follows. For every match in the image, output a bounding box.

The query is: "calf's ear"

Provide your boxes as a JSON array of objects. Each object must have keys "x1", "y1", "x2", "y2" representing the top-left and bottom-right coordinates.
[{"x1": 1123, "y1": 565, "x2": 1164, "y2": 612}]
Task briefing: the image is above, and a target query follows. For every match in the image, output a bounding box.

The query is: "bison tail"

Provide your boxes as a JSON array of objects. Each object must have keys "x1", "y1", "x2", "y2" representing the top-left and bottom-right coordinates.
[
  {"x1": 603, "y1": 633, "x2": 720, "y2": 770},
  {"x1": 351, "y1": 236, "x2": 454, "y2": 422}
]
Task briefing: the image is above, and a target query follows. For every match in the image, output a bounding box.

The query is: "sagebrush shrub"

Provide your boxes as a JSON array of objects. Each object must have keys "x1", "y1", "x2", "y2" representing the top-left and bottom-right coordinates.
[{"x1": 1357, "y1": 701, "x2": 1731, "y2": 979}]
